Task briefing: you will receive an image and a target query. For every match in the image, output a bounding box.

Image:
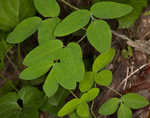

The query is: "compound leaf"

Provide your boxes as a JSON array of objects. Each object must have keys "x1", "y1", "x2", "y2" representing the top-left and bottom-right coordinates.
[{"x1": 20, "y1": 40, "x2": 84, "y2": 96}]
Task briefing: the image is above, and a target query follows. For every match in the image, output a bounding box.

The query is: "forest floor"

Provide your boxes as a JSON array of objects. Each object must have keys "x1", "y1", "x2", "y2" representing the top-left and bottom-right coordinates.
[{"x1": 1, "y1": 1, "x2": 150, "y2": 118}]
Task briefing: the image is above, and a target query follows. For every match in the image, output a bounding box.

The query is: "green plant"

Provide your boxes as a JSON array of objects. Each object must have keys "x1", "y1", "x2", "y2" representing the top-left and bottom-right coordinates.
[
  {"x1": 121, "y1": 46, "x2": 133, "y2": 59},
  {"x1": 99, "y1": 93, "x2": 149, "y2": 118},
  {"x1": 0, "y1": 0, "x2": 149, "y2": 118}
]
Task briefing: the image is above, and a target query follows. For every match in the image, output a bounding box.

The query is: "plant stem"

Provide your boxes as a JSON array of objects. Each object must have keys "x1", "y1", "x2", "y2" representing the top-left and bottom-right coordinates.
[
  {"x1": 6, "y1": 54, "x2": 19, "y2": 75},
  {"x1": 106, "y1": 86, "x2": 122, "y2": 97},
  {"x1": 0, "y1": 73, "x2": 18, "y2": 92},
  {"x1": 17, "y1": 44, "x2": 22, "y2": 69},
  {"x1": 77, "y1": 34, "x2": 86, "y2": 44},
  {"x1": 90, "y1": 101, "x2": 97, "y2": 118},
  {"x1": 111, "y1": 30, "x2": 132, "y2": 41},
  {"x1": 61, "y1": 0, "x2": 79, "y2": 10},
  {"x1": 69, "y1": 90, "x2": 79, "y2": 98}
]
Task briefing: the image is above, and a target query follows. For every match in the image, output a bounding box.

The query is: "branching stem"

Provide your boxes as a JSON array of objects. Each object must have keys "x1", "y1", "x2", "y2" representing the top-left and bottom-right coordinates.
[
  {"x1": 61, "y1": 0, "x2": 79, "y2": 10},
  {"x1": 106, "y1": 86, "x2": 122, "y2": 97}
]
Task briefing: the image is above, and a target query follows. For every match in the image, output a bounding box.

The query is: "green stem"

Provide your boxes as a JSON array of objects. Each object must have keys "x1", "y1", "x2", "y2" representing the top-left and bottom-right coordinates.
[
  {"x1": 6, "y1": 54, "x2": 19, "y2": 75},
  {"x1": 17, "y1": 44, "x2": 22, "y2": 69},
  {"x1": 106, "y1": 86, "x2": 122, "y2": 97},
  {"x1": 61, "y1": 0, "x2": 79, "y2": 10},
  {"x1": 90, "y1": 101, "x2": 97, "y2": 118},
  {"x1": 69, "y1": 90, "x2": 79, "y2": 98},
  {"x1": 77, "y1": 34, "x2": 86, "y2": 44},
  {"x1": 0, "y1": 74, "x2": 18, "y2": 92}
]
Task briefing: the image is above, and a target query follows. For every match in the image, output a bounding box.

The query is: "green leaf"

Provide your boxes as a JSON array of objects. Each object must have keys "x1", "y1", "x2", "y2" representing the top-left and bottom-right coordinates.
[
  {"x1": 91, "y1": 1, "x2": 133, "y2": 19},
  {"x1": 0, "y1": 37, "x2": 12, "y2": 70},
  {"x1": 69, "y1": 112, "x2": 81, "y2": 118},
  {"x1": 144, "y1": 10, "x2": 150, "y2": 16},
  {"x1": 7, "y1": 17, "x2": 41, "y2": 44},
  {"x1": 98, "y1": 98, "x2": 120, "y2": 115},
  {"x1": 33, "y1": 0, "x2": 60, "y2": 17},
  {"x1": 95, "y1": 70, "x2": 112, "y2": 86},
  {"x1": 118, "y1": 0, "x2": 147, "y2": 28},
  {"x1": 128, "y1": 46, "x2": 133, "y2": 57},
  {"x1": 81, "y1": 88, "x2": 99, "y2": 102},
  {"x1": 87, "y1": 20, "x2": 112, "y2": 53},
  {"x1": 43, "y1": 71, "x2": 59, "y2": 97},
  {"x1": 21, "y1": 40, "x2": 84, "y2": 95},
  {"x1": 117, "y1": 104, "x2": 132, "y2": 118},
  {"x1": 52, "y1": 43, "x2": 85, "y2": 89},
  {"x1": 77, "y1": 102, "x2": 90, "y2": 118},
  {"x1": 19, "y1": 86, "x2": 44, "y2": 109},
  {"x1": 121, "y1": 93, "x2": 149, "y2": 109},
  {"x1": 23, "y1": 40, "x2": 63, "y2": 66},
  {"x1": 121, "y1": 49, "x2": 129, "y2": 59},
  {"x1": 54, "y1": 10, "x2": 91, "y2": 37},
  {"x1": 38, "y1": 18, "x2": 60, "y2": 45},
  {"x1": 0, "y1": 92, "x2": 21, "y2": 118},
  {"x1": 92, "y1": 48, "x2": 115, "y2": 72},
  {"x1": 0, "y1": 80, "x2": 14, "y2": 96},
  {"x1": 19, "y1": 0, "x2": 36, "y2": 20},
  {"x1": 0, "y1": 0, "x2": 19, "y2": 31},
  {"x1": 79, "y1": 71, "x2": 94, "y2": 92},
  {"x1": 58, "y1": 98, "x2": 81, "y2": 117},
  {"x1": 45, "y1": 87, "x2": 69, "y2": 106},
  {"x1": 18, "y1": 108, "x2": 39, "y2": 118},
  {"x1": 40, "y1": 88, "x2": 69, "y2": 116},
  {"x1": 20, "y1": 61, "x2": 53, "y2": 80}
]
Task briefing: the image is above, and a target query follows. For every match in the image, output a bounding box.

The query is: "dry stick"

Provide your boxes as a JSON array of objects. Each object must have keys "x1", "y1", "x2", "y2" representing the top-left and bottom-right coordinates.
[
  {"x1": 120, "y1": 63, "x2": 150, "y2": 89},
  {"x1": 6, "y1": 54, "x2": 20, "y2": 75},
  {"x1": 123, "y1": 67, "x2": 130, "y2": 90},
  {"x1": 111, "y1": 30, "x2": 132, "y2": 41}
]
